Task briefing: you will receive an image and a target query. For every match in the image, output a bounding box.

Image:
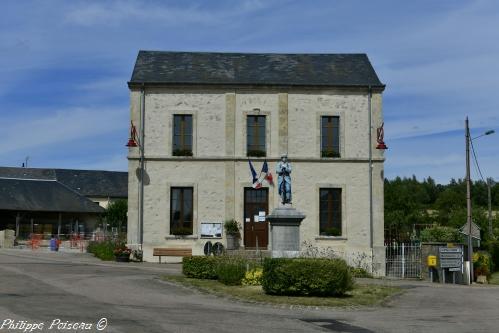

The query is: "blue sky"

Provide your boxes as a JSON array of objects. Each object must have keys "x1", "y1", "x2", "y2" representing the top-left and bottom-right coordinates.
[{"x1": 1, "y1": 0, "x2": 498, "y2": 184}]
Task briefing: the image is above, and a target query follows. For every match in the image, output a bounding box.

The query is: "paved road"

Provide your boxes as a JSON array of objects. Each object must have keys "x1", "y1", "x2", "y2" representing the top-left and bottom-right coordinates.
[{"x1": 1, "y1": 249, "x2": 499, "y2": 333}]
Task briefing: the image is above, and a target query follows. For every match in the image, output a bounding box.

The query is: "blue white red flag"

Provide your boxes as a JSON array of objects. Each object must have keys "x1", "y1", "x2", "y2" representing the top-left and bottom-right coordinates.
[
  {"x1": 261, "y1": 161, "x2": 274, "y2": 186},
  {"x1": 248, "y1": 159, "x2": 259, "y2": 187}
]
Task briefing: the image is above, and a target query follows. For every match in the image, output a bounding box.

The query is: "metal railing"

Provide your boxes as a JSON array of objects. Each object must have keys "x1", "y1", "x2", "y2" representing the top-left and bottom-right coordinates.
[{"x1": 385, "y1": 242, "x2": 422, "y2": 279}]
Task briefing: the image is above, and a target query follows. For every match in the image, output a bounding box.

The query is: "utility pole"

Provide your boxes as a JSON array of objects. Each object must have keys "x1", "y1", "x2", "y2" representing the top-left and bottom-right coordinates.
[
  {"x1": 488, "y1": 179, "x2": 493, "y2": 238},
  {"x1": 465, "y1": 117, "x2": 473, "y2": 284}
]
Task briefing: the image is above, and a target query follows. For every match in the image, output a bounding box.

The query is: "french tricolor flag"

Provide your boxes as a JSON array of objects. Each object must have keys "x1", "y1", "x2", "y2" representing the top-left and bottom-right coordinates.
[
  {"x1": 261, "y1": 161, "x2": 274, "y2": 186},
  {"x1": 248, "y1": 160, "x2": 261, "y2": 188},
  {"x1": 249, "y1": 160, "x2": 273, "y2": 189}
]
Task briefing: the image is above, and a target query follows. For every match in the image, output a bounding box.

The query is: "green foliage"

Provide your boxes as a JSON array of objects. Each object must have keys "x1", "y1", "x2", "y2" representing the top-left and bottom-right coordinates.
[
  {"x1": 171, "y1": 227, "x2": 193, "y2": 235},
  {"x1": 262, "y1": 258, "x2": 354, "y2": 296},
  {"x1": 215, "y1": 256, "x2": 248, "y2": 285},
  {"x1": 485, "y1": 239, "x2": 499, "y2": 272},
  {"x1": 473, "y1": 251, "x2": 492, "y2": 278},
  {"x1": 182, "y1": 256, "x2": 219, "y2": 279},
  {"x1": 172, "y1": 149, "x2": 193, "y2": 156},
  {"x1": 384, "y1": 176, "x2": 499, "y2": 242},
  {"x1": 321, "y1": 150, "x2": 340, "y2": 158},
  {"x1": 242, "y1": 267, "x2": 263, "y2": 286},
  {"x1": 322, "y1": 227, "x2": 341, "y2": 236},
  {"x1": 87, "y1": 241, "x2": 115, "y2": 261},
  {"x1": 419, "y1": 225, "x2": 463, "y2": 243},
  {"x1": 224, "y1": 219, "x2": 240, "y2": 235},
  {"x1": 349, "y1": 267, "x2": 373, "y2": 278},
  {"x1": 104, "y1": 199, "x2": 128, "y2": 229},
  {"x1": 247, "y1": 150, "x2": 266, "y2": 157}
]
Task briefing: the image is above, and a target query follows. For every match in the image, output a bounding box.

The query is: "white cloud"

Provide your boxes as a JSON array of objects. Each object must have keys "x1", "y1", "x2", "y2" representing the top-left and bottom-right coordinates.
[
  {"x1": 0, "y1": 107, "x2": 126, "y2": 155},
  {"x1": 63, "y1": 1, "x2": 268, "y2": 27}
]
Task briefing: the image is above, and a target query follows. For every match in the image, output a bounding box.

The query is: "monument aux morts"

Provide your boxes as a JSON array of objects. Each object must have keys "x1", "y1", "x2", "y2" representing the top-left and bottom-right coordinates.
[{"x1": 126, "y1": 51, "x2": 386, "y2": 274}]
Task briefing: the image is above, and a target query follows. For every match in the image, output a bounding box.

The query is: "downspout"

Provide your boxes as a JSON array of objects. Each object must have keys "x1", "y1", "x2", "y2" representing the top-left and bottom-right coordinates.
[
  {"x1": 368, "y1": 86, "x2": 373, "y2": 250},
  {"x1": 139, "y1": 83, "x2": 146, "y2": 249}
]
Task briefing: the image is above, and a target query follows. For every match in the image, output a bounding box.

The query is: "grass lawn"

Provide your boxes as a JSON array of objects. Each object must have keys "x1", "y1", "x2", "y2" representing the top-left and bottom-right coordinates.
[
  {"x1": 161, "y1": 275, "x2": 402, "y2": 307},
  {"x1": 490, "y1": 272, "x2": 499, "y2": 285}
]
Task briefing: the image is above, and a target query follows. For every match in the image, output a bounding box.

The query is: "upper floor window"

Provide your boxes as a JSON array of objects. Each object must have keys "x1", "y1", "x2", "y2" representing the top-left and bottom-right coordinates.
[
  {"x1": 319, "y1": 188, "x2": 342, "y2": 236},
  {"x1": 170, "y1": 187, "x2": 193, "y2": 235},
  {"x1": 247, "y1": 115, "x2": 266, "y2": 157},
  {"x1": 173, "y1": 115, "x2": 193, "y2": 156},
  {"x1": 321, "y1": 116, "x2": 340, "y2": 158}
]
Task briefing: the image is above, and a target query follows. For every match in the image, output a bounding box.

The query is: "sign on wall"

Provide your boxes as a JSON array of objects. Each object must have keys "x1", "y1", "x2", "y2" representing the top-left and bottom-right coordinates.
[{"x1": 200, "y1": 223, "x2": 222, "y2": 238}]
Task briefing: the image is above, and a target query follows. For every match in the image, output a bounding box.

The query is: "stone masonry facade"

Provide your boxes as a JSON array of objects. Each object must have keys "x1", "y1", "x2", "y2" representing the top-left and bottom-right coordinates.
[{"x1": 127, "y1": 86, "x2": 385, "y2": 274}]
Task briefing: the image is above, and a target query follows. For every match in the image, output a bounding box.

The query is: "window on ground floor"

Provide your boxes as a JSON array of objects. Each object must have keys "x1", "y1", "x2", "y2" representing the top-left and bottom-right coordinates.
[
  {"x1": 319, "y1": 188, "x2": 342, "y2": 236},
  {"x1": 170, "y1": 187, "x2": 193, "y2": 235}
]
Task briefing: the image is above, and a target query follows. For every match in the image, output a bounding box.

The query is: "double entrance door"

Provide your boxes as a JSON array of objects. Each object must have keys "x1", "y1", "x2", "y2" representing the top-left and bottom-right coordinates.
[{"x1": 243, "y1": 188, "x2": 269, "y2": 249}]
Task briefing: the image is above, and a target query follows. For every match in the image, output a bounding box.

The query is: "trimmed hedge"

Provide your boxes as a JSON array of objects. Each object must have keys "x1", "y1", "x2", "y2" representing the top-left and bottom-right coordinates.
[
  {"x1": 182, "y1": 256, "x2": 218, "y2": 279},
  {"x1": 215, "y1": 256, "x2": 248, "y2": 285},
  {"x1": 262, "y1": 258, "x2": 354, "y2": 296}
]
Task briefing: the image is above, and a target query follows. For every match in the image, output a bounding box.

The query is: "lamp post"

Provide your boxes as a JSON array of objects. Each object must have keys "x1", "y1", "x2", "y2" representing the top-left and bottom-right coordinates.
[
  {"x1": 488, "y1": 179, "x2": 495, "y2": 238},
  {"x1": 466, "y1": 117, "x2": 494, "y2": 284}
]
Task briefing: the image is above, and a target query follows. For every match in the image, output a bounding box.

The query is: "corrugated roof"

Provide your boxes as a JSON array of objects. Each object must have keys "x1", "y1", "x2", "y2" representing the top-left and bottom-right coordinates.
[
  {"x1": 0, "y1": 179, "x2": 104, "y2": 213},
  {"x1": 129, "y1": 51, "x2": 384, "y2": 88}
]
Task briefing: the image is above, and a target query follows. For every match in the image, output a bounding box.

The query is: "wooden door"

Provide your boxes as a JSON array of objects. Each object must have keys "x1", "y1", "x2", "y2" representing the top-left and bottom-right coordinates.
[{"x1": 244, "y1": 188, "x2": 269, "y2": 249}]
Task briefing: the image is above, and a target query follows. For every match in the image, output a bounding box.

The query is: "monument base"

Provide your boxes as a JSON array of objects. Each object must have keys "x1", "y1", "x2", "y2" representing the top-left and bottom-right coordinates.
[{"x1": 267, "y1": 206, "x2": 306, "y2": 258}]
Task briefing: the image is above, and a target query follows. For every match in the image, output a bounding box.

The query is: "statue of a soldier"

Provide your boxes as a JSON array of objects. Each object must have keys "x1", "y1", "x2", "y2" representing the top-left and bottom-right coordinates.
[{"x1": 276, "y1": 154, "x2": 292, "y2": 205}]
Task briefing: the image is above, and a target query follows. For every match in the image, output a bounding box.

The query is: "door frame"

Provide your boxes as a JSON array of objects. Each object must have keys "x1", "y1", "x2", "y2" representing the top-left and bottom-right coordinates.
[{"x1": 243, "y1": 187, "x2": 269, "y2": 249}]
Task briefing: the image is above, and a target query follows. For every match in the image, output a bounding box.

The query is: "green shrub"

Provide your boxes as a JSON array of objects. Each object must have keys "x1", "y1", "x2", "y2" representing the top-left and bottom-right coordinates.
[
  {"x1": 262, "y1": 258, "x2": 354, "y2": 296},
  {"x1": 87, "y1": 241, "x2": 115, "y2": 261},
  {"x1": 182, "y1": 256, "x2": 218, "y2": 279},
  {"x1": 473, "y1": 251, "x2": 492, "y2": 278},
  {"x1": 420, "y1": 225, "x2": 463, "y2": 243},
  {"x1": 215, "y1": 256, "x2": 248, "y2": 285},
  {"x1": 486, "y1": 239, "x2": 499, "y2": 272},
  {"x1": 242, "y1": 267, "x2": 263, "y2": 286},
  {"x1": 349, "y1": 267, "x2": 373, "y2": 278}
]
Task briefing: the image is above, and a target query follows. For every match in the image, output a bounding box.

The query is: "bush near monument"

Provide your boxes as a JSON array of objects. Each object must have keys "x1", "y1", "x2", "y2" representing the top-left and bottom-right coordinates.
[
  {"x1": 182, "y1": 256, "x2": 219, "y2": 279},
  {"x1": 262, "y1": 258, "x2": 353, "y2": 296},
  {"x1": 215, "y1": 256, "x2": 249, "y2": 285}
]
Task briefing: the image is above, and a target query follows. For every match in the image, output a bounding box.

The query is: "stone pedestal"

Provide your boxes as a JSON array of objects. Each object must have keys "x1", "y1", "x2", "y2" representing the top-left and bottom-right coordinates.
[{"x1": 267, "y1": 206, "x2": 305, "y2": 258}]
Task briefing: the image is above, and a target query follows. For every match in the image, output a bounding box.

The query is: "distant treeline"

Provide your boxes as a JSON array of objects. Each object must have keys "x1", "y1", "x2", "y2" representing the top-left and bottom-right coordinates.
[{"x1": 385, "y1": 176, "x2": 499, "y2": 242}]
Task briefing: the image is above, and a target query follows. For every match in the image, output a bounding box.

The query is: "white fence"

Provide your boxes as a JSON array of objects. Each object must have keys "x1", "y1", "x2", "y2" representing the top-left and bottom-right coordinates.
[{"x1": 385, "y1": 242, "x2": 422, "y2": 279}]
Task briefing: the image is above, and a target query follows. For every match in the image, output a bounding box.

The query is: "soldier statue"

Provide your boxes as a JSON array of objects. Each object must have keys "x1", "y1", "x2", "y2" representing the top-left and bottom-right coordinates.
[{"x1": 276, "y1": 154, "x2": 292, "y2": 205}]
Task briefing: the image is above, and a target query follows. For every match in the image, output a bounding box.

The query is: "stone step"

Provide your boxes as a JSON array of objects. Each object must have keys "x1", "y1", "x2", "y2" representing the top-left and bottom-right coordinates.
[{"x1": 225, "y1": 249, "x2": 271, "y2": 259}]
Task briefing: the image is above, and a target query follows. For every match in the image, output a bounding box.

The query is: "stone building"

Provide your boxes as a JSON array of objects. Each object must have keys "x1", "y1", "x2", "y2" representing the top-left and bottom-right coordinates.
[
  {"x1": 0, "y1": 167, "x2": 127, "y2": 239},
  {"x1": 127, "y1": 51, "x2": 385, "y2": 272}
]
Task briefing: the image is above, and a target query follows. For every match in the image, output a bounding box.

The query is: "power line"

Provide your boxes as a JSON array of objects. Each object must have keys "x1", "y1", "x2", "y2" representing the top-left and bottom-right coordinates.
[{"x1": 470, "y1": 138, "x2": 486, "y2": 183}]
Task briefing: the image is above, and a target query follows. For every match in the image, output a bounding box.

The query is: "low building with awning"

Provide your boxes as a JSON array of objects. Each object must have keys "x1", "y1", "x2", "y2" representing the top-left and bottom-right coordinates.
[{"x1": 0, "y1": 167, "x2": 127, "y2": 240}]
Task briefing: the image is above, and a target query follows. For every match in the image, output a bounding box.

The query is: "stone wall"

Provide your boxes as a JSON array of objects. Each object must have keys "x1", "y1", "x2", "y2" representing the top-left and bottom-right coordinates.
[{"x1": 127, "y1": 86, "x2": 385, "y2": 271}]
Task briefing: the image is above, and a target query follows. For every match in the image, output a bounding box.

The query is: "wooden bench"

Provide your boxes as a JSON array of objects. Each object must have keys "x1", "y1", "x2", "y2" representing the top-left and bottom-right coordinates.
[{"x1": 153, "y1": 248, "x2": 192, "y2": 263}]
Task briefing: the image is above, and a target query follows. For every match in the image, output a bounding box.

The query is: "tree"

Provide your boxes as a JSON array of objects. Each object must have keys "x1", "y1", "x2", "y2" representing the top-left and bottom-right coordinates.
[{"x1": 104, "y1": 199, "x2": 128, "y2": 232}]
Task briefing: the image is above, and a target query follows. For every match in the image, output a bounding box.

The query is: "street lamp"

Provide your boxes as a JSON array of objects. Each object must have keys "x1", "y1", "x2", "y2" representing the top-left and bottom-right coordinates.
[
  {"x1": 466, "y1": 118, "x2": 494, "y2": 284},
  {"x1": 488, "y1": 179, "x2": 496, "y2": 238}
]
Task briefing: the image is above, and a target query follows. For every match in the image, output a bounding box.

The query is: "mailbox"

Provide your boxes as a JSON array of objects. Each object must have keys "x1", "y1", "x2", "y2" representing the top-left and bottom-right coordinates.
[{"x1": 427, "y1": 255, "x2": 437, "y2": 267}]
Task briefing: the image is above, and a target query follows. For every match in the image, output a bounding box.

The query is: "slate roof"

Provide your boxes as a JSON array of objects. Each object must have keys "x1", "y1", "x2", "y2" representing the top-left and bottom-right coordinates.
[
  {"x1": 129, "y1": 51, "x2": 384, "y2": 88},
  {"x1": 54, "y1": 169, "x2": 128, "y2": 198},
  {"x1": 0, "y1": 179, "x2": 104, "y2": 213},
  {"x1": 0, "y1": 167, "x2": 128, "y2": 198}
]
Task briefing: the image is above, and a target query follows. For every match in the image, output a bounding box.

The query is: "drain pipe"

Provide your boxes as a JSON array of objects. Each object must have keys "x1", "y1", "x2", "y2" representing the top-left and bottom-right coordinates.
[
  {"x1": 139, "y1": 84, "x2": 146, "y2": 250},
  {"x1": 368, "y1": 86, "x2": 374, "y2": 257}
]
